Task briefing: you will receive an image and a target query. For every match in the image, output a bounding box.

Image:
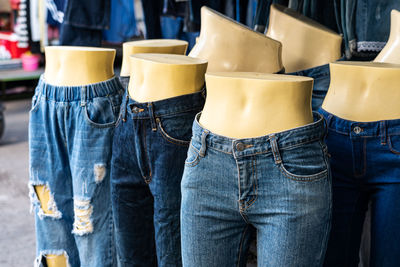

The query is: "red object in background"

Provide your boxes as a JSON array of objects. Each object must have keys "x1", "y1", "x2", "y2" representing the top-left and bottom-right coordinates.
[
  {"x1": 10, "y1": 0, "x2": 21, "y2": 10},
  {"x1": 0, "y1": 31, "x2": 29, "y2": 58}
]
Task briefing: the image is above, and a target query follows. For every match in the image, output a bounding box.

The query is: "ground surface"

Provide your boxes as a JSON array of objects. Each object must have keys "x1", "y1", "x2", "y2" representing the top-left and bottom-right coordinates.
[{"x1": 0, "y1": 99, "x2": 35, "y2": 266}]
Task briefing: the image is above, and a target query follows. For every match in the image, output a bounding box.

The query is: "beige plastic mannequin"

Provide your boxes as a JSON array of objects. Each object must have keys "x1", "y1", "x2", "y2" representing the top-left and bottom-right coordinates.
[
  {"x1": 266, "y1": 4, "x2": 342, "y2": 73},
  {"x1": 44, "y1": 46, "x2": 115, "y2": 86},
  {"x1": 120, "y1": 39, "x2": 188, "y2": 76},
  {"x1": 38, "y1": 46, "x2": 117, "y2": 266},
  {"x1": 374, "y1": 10, "x2": 400, "y2": 64},
  {"x1": 200, "y1": 72, "x2": 314, "y2": 139},
  {"x1": 322, "y1": 61, "x2": 400, "y2": 122},
  {"x1": 189, "y1": 6, "x2": 283, "y2": 73},
  {"x1": 129, "y1": 54, "x2": 208, "y2": 103}
]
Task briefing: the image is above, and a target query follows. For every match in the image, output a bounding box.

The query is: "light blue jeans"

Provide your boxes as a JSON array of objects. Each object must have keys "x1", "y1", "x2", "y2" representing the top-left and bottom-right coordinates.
[
  {"x1": 29, "y1": 76, "x2": 124, "y2": 266},
  {"x1": 181, "y1": 112, "x2": 332, "y2": 267}
]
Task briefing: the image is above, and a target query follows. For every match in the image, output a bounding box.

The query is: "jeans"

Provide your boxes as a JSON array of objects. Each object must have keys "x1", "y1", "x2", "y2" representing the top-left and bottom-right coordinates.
[
  {"x1": 181, "y1": 112, "x2": 332, "y2": 267},
  {"x1": 29, "y1": 76, "x2": 124, "y2": 266},
  {"x1": 111, "y1": 89, "x2": 205, "y2": 266},
  {"x1": 319, "y1": 108, "x2": 400, "y2": 267},
  {"x1": 60, "y1": 0, "x2": 110, "y2": 46},
  {"x1": 333, "y1": 0, "x2": 400, "y2": 59}
]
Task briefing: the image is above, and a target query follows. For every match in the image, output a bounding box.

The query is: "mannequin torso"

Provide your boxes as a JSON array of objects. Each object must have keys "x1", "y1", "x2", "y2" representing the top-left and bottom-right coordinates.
[
  {"x1": 44, "y1": 46, "x2": 115, "y2": 86},
  {"x1": 199, "y1": 72, "x2": 314, "y2": 138},
  {"x1": 322, "y1": 62, "x2": 400, "y2": 122},
  {"x1": 266, "y1": 4, "x2": 342, "y2": 73},
  {"x1": 374, "y1": 10, "x2": 400, "y2": 64},
  {"x1": 120, "y1": 39, "x2": 188, "y2": 76},
  {"x1": 129, "y1": 54, "x2": 207, "y2": 102},
  {"x1": 189, "y1": 7, "x2": 283, "y2": 73}
]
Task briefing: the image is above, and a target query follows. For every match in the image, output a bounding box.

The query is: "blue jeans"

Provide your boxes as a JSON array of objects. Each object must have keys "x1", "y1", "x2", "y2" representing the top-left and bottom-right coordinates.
[
  {"x1": 319, "y1": 109, "x2": 400, "y2": 267},
  {"x1": 111, "y1": 89, "x2": 205, "y2": 267},
  {"x1": 29, "y1": 76, "x2": 124, "y2": 266},
  {"x1": 181, "y1": 112, "x2": 332, "y2": 267}
]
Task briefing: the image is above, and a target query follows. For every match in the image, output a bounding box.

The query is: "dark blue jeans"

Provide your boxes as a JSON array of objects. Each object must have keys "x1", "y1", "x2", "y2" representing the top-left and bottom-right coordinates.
[
  {"x1": 319, "y1": 108, "x2": 400, "y2": 267},
  {"x1": 288, "y1": 64, "x2": 331, "y2": 111},
  {"x1": 111, "y1": 86, "x2": 205, "y2": 267}
]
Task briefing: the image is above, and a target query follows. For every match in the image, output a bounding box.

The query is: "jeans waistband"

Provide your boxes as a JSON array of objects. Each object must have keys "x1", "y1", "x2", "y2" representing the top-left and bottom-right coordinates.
[
  {"x1": 36, "y1": 75, "x2": 124, "y2": 102},
  {"x1": 319, "y1": 108, "x2": 400, "y2": 137},
  {"x1": 287, "y1": 56, "x2": 345, "y2": 79},
  {"x1": 121, "y1": 88, "x2": 205, "y2": 121},
  {"x1": 191, "y1": 112, "x2": 326, "y2": 159}
]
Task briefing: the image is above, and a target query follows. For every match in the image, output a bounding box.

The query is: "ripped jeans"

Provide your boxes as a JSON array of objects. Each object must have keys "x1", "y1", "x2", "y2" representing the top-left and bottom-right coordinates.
[{"x1": 28, "y1": 76, "x2": 124, "y2": 266}]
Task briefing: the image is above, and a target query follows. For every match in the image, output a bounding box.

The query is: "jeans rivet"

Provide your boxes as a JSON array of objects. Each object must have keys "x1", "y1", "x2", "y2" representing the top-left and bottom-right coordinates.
[
  {"x1": 236, "y1": 142, "x2": 245, "y2": 151},
  {"x1": 353, "y1": 126, "x2": 362, "y2": 134}
]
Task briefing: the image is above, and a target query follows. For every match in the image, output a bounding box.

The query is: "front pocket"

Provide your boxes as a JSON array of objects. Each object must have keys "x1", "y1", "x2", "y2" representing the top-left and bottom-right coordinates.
[
  {"x1": 388, "y1": 134, "x2": 400, "y2": 155},
  {"x1": 185, "y1": 143, "x2": 200, "y2": 167},
  {"x1": 278, "y1": 141, "x2": 329, "y2": 181},
  {"x1": 29, "y1": 93, "x2": 41, "y2": 113},
  {"x1": 157, "y1": 115, "x2": 194, "y2": 146},
  {"x1": 83, "y1": 96, "x2": 119, "y2": 128}
]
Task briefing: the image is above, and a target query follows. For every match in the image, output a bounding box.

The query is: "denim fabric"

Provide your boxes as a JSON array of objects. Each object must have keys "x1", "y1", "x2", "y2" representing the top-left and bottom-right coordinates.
[
  {"x1": 288, "y1": 64, "x2": 330, "y2": 111},
  {"x1": 103, "y1": 0, "x2": 138, "y2": 43},
  {"x1": 319, "y1": 108, "x2": 400, "y2": 267},
  {"x1": 333, "y1": 0, "x2": 400, "y2": 58},
  {"x1": 181, "y1": 112, "x2": 332, "y2": 267},
  {"x1": 160, "y1": 16, "x2": 199, "y2": 52},
  {"x1": 111, "y1": 89, "x2": 205, "y2": 267},
  {"x1": 29, "y1": 76, "x2": 124, "y2": 266},
  {"x1": 60, "y1": 0, "x2": 110, "y2": 46},
  {"x1": 141, "y1": 0, "x2": 163, "y2": 39}
]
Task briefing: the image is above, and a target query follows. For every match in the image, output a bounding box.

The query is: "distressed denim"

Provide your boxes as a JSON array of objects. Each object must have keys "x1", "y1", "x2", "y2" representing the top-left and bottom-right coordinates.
[
  {"x1": 181, "y1": 112, "x2": 332, "y2": 267},
  {"x1": 111, "y1": 89, "x2": 205, "y2": 267},
  {"x1": 319, "y1": 108, "x2": 400, "y2": 267},
  {"x1": 29, "y1": 76, "x2": 124, "y2": 266}
]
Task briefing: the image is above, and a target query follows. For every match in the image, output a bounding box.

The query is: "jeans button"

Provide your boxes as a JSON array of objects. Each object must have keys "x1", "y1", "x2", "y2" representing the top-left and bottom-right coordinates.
[
  {"x1": 236, "y1": 142, "x2": 245, "y2": 151},
  {"x1": 353, "y1": 126, "x2": 362, "y2": 134}
]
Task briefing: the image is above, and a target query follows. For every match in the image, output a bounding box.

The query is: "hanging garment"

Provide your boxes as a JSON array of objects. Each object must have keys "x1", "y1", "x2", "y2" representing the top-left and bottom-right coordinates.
[
  {"x1": 29, "y1": 76, "x2": 124, "y2": 266},
  {"x1": 103, "y1": 0, "x2": 138, "y2": 43},
  {"x1": 111, "y1": 88, "x2": 205, "y2": 267},
  {"x1": 59, "y1": 0, "x2": 111, "y2": 46}
]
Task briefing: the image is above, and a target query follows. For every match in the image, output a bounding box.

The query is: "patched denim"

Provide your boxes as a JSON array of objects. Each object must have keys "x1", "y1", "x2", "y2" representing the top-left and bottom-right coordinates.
[
  {"x1": 111, "y1": 89, "x2": 205, "y2": 267},
  {"x1": 181, "y1": 112, "x2": 332, "y2": 267},
  {"x1": 319, "y1": 108, "x2": 400, "y2": 267},
  {"x1": 29, "y1": 76, "x2": 124, "y2": 266}
]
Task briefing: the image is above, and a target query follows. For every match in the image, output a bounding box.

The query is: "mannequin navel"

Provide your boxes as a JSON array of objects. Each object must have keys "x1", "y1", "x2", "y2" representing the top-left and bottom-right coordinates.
[
  {"x1": 44, "y1": 46, "x2": 115, "y2": 86},
  {"x1": 199, "y1": 72, "x2": 314, "y2": 139},
  {"x1": 128, "y1": 53, "x2": 207, "y2": 103}
]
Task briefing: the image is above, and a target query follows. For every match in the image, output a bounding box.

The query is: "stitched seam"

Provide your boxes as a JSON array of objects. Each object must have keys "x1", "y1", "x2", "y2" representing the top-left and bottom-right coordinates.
[
  {"x1": 245, "y1": 157, "x2": 258, "y2": 209},
  {"x1": 157, "y1": 120, "x2": 190, "y2": 147},
  {"x1": 389, "y1": 136, "x2": 400, "y2": 155},
  {"x1": 142, "y1": 126, "x2": 152, "y2": 183},
  {"x1": 130, "y1": 107, "x2": 202, "y2": 119},
  {"x1": 236, "y1": 225, "x2": 249, "y2": 267},
  {"x1": 279, "y1": 165, "x2": 328, "y2": 181}
]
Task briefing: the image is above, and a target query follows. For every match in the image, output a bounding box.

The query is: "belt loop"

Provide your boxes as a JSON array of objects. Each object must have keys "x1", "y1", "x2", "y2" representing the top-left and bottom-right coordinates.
[
  {"x1": 269, "y1": 135, "x2": 282, "y2": 165},
  {"x1": 380, "y1": 121, "x2": 387, "y2": 145},
  {"x1": 122, "y1": 92, "x2": 129, "y2": 122},
  {"x1": 80, "y1": 86, "x2": 87, "y2": 107},
  {"x1": 199, "y1": 130, "x2": 209, "y2": 157},
  {"x1": 148, "y1": 103, "x2": 157, "y2": 131}
]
